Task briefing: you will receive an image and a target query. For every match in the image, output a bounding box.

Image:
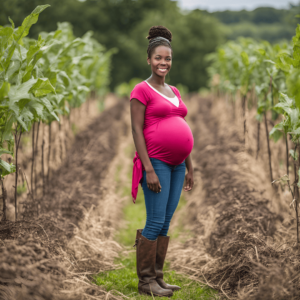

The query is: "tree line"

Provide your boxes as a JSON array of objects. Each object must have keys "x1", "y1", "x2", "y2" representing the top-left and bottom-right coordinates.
[{"x1": 0, "y1": 0, "x2": 225, "y2": 92}]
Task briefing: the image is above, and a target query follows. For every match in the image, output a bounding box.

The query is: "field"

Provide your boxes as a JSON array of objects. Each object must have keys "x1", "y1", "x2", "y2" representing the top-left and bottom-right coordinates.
[
  {"x1": 1, "y1": 88, "x2": 300, "y2": 299},
  {"x1": 2, "y1": 4, "x2": 300, "y2": 300}
]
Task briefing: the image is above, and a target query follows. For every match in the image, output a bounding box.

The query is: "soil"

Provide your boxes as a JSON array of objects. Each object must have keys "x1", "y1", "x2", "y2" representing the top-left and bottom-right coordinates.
[
  {"x1": 0, "y1": 96, "x2": 127, "y2": 300},
  {"x1": 1, "y1": 92, "x2": 300, "y2": 300},
  {"x1": 168, "y1": 95, "x2": 300, "y2": 299}
]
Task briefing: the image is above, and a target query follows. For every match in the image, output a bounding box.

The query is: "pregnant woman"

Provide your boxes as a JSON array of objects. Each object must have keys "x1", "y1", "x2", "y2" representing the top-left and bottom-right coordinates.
[{"x1": 130, "y1": 26, "x2": 194, "y2": 297}]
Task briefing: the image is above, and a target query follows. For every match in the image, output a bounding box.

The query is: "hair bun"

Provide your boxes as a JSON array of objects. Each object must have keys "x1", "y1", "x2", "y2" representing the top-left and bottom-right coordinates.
[{"x1": 146, "y1": 26, "x2": 172, "y2": 42}]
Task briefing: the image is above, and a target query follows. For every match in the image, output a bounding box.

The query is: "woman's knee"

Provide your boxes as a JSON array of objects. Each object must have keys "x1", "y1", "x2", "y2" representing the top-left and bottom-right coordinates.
[{"x1": 142, "y1": 220, "x2": 165, "y2": 240}]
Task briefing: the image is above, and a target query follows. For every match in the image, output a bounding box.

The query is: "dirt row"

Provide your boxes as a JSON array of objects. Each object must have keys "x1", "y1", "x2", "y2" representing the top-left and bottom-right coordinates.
[
  {"x1": 2, "y1": 91, "x2": 300, "y2": 300},
  {"x1": 168, "y1": 95, "x2": 300, "y2": 299},
  {"x1": 0, "y1": 96, "x2": 128, "y2": 300}
]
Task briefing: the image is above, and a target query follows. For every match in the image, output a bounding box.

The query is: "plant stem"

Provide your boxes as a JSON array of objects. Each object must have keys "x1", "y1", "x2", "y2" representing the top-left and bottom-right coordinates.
[
  {"x1": 42, "y1": 123, "x2": 45, "y2": 197},
  {"x1": 14, "y1": 125, "x2": 22, "y2": 221},
  {"x1": 264, "y1": 112, "x2": 273, "y2": 183},
  {"x1": 31, "y1": 123, "x2": 35, "y2": 199},
  {"x1": 242, "y1": 95, "x2": 247, "y2": 137},
  {"x1": 34, "y1": 121, "x2": 40, "y2": 198},
  {"x1": 20, "y1": 168, "x2": 33, "y2": 201},
  {"x1": 256, "y1": 122, "x2": 260, "y2": 160},
  {"x1": 293, "y1": 143, "x2": 299, "y2": 246},
  {"x1": 59, "y1": 121, "x2": 63, "y2": 162},
  {"x1": 286, "y1": 134, "x2": 289, "y2": 178},
  {"x1": 1, "y1": 177, "x2": 7, "y2": 222},
  {"x1": 47, "y1": 122, "x2": 51, "y2": 184}
]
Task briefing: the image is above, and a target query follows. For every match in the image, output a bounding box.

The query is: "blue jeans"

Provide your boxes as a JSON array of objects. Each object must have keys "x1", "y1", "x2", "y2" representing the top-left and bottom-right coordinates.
[{"x1": 141, "y1": 157, "x2": 186, "y2": 241}]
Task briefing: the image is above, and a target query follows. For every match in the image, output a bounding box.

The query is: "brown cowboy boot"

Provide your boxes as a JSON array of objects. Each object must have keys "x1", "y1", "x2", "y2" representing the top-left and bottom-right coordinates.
[
  {"x1": 156, "y1": 235, "x2": 181, "y2": 291},
  {"x1": 134, "y1": 229, "x2": 173, "y2": 297}
]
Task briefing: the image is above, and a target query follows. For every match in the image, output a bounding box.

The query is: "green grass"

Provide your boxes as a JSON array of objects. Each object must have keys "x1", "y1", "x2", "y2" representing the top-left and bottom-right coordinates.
[
  {"x1": 97, "y1": 98, "x2": 105, "y2": 112},
  {"x1": 94, "y1": 252, "x2": 218, "y2": 300},
  {"x1": 17, "y1": 182, "x2": 27, "y2": 195},
  {"x1": 71, "y1": 123, "x2": 78, "y2": 135},
  {"x1": 116, "y1": 185, "x2": 146, "y2": 247}
]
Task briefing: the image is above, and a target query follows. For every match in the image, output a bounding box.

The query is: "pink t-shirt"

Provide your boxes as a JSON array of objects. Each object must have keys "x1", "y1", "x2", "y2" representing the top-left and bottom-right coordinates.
[{"x1": 130, "y1": 81, "x2": 194, "y2": 202}]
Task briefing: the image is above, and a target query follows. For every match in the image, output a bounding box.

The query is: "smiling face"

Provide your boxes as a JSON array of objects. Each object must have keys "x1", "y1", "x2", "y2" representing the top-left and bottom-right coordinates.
[{"x1": 147, "y1": 45, "x2": 172, "y2": 78}]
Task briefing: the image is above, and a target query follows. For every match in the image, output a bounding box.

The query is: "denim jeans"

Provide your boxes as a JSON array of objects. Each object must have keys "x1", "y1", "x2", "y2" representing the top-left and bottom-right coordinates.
[{"x1": 140, "y1": 157, "x2": 186, "y2": 241}]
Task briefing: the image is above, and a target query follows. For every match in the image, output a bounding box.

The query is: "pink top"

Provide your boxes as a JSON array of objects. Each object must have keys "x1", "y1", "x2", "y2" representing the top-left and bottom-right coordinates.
[{"x1": 130, "y1": 81, "x2": 194, "y2": 203}]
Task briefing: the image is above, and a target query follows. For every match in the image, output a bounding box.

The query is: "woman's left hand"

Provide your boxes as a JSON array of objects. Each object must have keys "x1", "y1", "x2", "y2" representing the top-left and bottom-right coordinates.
[{"x1": 184, "y1": 171, "x2": 194, "y2": 191}]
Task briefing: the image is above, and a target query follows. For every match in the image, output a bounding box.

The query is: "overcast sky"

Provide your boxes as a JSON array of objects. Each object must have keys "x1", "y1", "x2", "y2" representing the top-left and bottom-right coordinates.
[{"x1": 177, "y1": 0, "x2": 298, "y2": 11}]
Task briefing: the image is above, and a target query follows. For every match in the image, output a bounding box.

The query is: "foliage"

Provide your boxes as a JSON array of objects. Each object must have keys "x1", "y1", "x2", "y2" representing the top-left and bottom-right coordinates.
[
  {"x1": 209, "y1": 7, "x2": 291, "y2": 25},
  {"x1": 176, "y1": 83, "x2": 189, "y2": 97},
  {"x1": 224, "y1": 22, "x2": 295, "y2": 44},
  {"x1": 0, "y1": 0, "x2": 226, "y2": 91},
  {"x1": 207, "y1": 21, "x2": 300, "y2": 246},
  {"x1": 206, "y1": 37, "x2": 289, "y2": 120},
  {"x1": 115, "y1": 78, "x2": 142, "y2": 98},
  {"x1": 0, "y1": 5, "x2": 112, "y2": 178}
]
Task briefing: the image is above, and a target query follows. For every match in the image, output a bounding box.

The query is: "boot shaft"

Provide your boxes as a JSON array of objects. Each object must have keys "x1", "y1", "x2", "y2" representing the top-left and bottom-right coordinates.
[
  {"x1": 156, "y1": 235, "x2": 170, "y2": 279},
  {"x1": 135, "y1": 229, "x2": 157, "y2": 282}
]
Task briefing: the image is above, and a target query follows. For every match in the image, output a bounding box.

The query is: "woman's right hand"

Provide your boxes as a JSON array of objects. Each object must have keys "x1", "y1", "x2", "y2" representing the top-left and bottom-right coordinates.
[{"x1": 146, "y1": 169, "x2": 162, "y2": 193}]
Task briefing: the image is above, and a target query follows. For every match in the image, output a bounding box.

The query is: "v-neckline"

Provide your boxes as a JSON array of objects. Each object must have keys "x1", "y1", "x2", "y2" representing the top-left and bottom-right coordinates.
[{"x1": 144, "y1": 81, "x2": 180, "y2": 108}]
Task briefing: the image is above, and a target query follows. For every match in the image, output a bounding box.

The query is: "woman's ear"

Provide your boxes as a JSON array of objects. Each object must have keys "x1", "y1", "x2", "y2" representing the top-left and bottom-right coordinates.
[{"x1": 147, "y1": 57, "x2": 150, "y2": 65}]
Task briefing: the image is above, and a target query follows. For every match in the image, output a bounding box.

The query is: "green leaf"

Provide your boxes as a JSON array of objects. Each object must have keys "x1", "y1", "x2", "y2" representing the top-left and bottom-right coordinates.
[
  {"x1": 0, "y1": 27, "x2": 14, "y2": 53},
  {"x1": 22, "y1": 51, "x2": 43, "y2": 82},
  {"x1": 8, "y1": 79, "x2": 37, "y2": 115},
  {"x1": 280, "y1": 93, "x2": 294, "y2": 106},
  {"x1": 14, "y1": 5, "x2": 50, "y2": 42},
  {"x1": 3, "y1": 40, "x2": 17, "y2": 72},
  {"x1": 8, "y1": 17, "x2": 15, "y2": 29},
  {"x1": 17, "y1": 107, "x2": 33, "y2": 131},
  {"x1": 0, "y1": 82, "x2": 10, "y2": 100},
  {"x1": 3, "y1": 114, "x2": 15, "y2": 141},
  {"x1": 290, "y1": 149, "x2": 299, "y2": 161},
  {"x1": 0, "y1": 148, "x2": 12, "y2": 156},
  {"x1": 269, "y1": 127, "x2": 283, "y2": 142},
  {"x1": 0, "y1": 159, "x2": 15, "y2": 177},
  {"x1": 28, "y1": 101, "x2": 44, "y2": 118},
  {"x1": 241, "y1": 51, "x2": 249, "y2": 67},
  {"x1": 30, "y1": 78, "x2": 55, "y2": 97},
  {"x1": 26, "y1": 36, "x2": 44, "y2": 65}
]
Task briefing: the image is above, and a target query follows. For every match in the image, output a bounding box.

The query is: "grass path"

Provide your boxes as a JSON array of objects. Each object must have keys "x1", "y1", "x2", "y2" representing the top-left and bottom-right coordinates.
[{"x1": 93, "y1": 139, "x2": 218, "y2": 299}]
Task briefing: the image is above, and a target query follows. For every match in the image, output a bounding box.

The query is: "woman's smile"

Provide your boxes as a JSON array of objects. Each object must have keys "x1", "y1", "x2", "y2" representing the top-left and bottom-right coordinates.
[{"x1": 158, "y1": 68, "x2": 168, "y2": 73}]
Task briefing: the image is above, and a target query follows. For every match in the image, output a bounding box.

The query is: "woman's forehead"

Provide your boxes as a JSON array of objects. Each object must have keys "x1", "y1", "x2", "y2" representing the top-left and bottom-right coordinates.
[{"x1": 152, "y1": 45, "x2": 172, "y2": 56}]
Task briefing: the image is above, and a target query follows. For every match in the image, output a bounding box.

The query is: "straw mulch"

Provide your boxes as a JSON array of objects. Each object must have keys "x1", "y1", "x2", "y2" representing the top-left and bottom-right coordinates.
[
  {"x1": 169, "y1": 96, "x2": 300, "y2": 299},
  {"x1": 0, "y1": 98, "x2": 127, "y2": 300}
]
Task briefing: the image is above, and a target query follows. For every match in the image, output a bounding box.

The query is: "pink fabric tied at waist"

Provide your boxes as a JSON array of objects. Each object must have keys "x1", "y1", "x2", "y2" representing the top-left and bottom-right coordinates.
[{"x1": 132, "y1": 151, "x2": 144, "y2": 203}]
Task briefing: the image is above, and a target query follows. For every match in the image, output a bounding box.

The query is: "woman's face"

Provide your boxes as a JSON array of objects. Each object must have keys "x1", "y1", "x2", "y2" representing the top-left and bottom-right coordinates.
[{"x1": 147, "y1": 45, "x2": 172, "y2": 78}]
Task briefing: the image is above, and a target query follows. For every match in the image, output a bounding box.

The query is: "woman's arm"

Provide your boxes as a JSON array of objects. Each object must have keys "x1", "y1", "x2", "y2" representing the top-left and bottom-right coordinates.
[
  {"x1": 130, "y1": 99, "x2": 161, "y2": 193},
  {"x1": 184, "y1": 153, "x2": 194, "y2": 191}
]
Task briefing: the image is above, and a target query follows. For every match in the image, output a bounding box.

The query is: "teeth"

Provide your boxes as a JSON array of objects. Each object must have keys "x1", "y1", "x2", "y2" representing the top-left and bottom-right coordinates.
[{"x1": 159, "y1": 69, "x2": 167, "y2": 71}]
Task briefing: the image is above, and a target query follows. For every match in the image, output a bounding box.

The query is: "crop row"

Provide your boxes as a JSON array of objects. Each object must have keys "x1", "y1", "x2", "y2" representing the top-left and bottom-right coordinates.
[
  {"x1": 0, "y1": 5, "x2": 114, "y2": 221},
  {"x1": 207, "y1": 23, "x2": 300, "y2": 246}
]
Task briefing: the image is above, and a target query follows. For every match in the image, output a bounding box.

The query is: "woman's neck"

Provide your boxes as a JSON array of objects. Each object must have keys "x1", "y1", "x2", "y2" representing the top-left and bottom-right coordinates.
[{"x1": 147, "y1": 73, "x2": 166, "y2": 87}]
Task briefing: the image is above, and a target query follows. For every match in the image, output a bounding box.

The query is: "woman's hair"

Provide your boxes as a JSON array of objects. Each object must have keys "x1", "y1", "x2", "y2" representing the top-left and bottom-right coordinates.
[{"x1": 146, "y1": 26, "x2": 172, "y2": 58}]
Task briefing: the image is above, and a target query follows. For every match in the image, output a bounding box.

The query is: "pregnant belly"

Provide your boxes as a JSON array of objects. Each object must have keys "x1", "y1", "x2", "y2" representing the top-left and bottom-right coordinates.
[{"x1": 144, "y1": 117, "x2": 194, "y2": 165}]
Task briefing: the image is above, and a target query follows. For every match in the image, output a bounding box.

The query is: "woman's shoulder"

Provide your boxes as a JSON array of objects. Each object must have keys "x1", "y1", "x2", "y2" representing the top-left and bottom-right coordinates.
[
  {"x1": 130, "y1": 81, "x2": 149, "y2": 104},
  {"x1": 132, "y1": 81, "x2": 147, "y2": 92}
]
